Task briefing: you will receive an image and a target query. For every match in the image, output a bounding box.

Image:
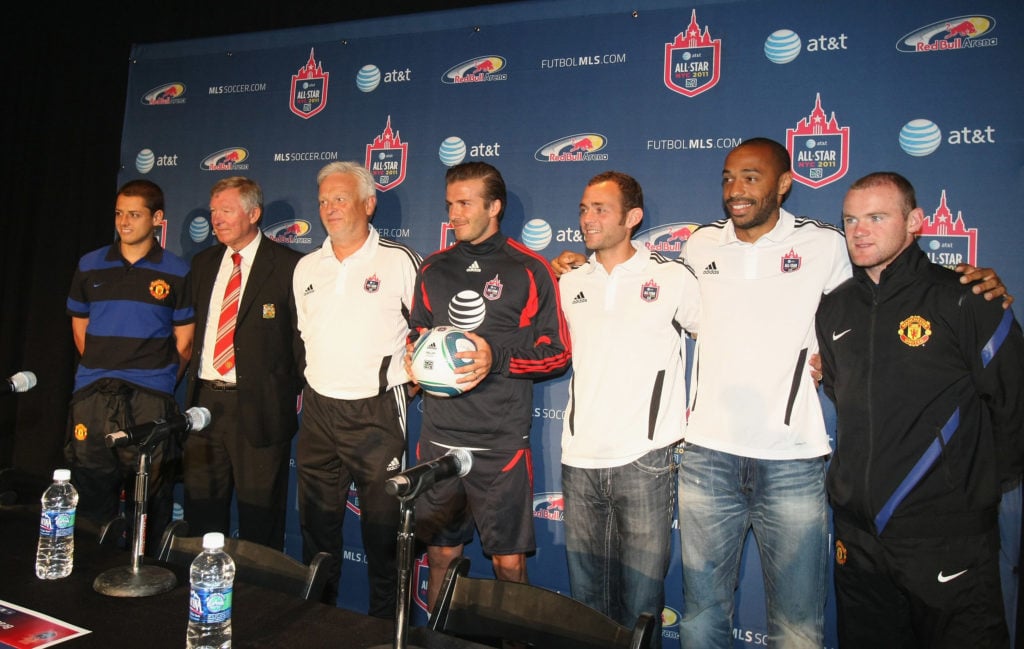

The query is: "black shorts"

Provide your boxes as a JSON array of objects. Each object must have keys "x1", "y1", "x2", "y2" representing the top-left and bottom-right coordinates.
[
  {"x1": 413, "y1": 441, "x2": 535, "y2": 556},
  {"x1": 833, "y1": 519, "x2": 1009, "y2": 648}
]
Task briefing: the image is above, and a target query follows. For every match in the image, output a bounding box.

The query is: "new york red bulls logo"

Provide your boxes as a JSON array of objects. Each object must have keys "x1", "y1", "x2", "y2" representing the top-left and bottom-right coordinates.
[
  {"x1": 290, "y1": 48, "x2": 329, "y2": 119},
  {"x1": 365, "y1": 116, "x2": 408, "y2": 192},
  {"x1": 664, "y1": 10, "x2": 721, "y2": 98},
  {"x1": 786, "y1": 94, "x2": 850, "y2": 189}
]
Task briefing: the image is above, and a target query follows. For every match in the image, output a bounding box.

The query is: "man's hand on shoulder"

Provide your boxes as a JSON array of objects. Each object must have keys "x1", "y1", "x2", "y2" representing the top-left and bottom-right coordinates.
[
  {"x1": 956, "y1": 264, "x2": 1014, "y2": 309},
  {"x1": 550, "y1": 251, "x2": 587, "y2": 278}
]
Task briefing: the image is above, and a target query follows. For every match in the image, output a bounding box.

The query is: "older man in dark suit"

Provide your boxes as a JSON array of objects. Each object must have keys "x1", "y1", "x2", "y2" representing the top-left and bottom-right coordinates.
[{"x1": 183, "y1": 176, "x2": 304, "y2": 550}]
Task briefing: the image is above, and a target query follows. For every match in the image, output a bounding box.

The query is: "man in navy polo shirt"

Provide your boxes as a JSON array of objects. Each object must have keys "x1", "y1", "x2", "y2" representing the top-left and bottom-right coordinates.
[{"x1": 65, "y1": 179, "x2": 195, "y2": 549}]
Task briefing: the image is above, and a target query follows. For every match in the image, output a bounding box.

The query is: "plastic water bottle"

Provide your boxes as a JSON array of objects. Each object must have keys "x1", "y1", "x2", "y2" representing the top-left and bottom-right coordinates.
[
  {"x1": 187, "y1": 532, "x2": 236, "y2": 649},
  {"x1": 35, "y1": 469, "x2": 78, "y2": 579}
]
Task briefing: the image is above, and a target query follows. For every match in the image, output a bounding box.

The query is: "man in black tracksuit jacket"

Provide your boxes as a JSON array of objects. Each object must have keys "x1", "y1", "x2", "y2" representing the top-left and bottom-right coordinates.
[{"x1": 816, "y1": 172, "x2": 1024, "y2": 648}]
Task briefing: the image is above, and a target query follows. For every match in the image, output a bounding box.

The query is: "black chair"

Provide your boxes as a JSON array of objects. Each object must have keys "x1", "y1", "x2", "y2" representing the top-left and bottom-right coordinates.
[
  {"x1": 429, "y1": 557, "x2": 655, "y2": 649},
  {"x1": 156, "y1": 519, "x2": 334, "y2": 601}
]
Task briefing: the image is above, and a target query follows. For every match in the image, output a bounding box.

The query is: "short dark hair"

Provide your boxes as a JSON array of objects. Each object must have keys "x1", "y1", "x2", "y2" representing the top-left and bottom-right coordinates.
[
  {"x1": 733, "y1": 137, "x2": 791, "y2": 176},
  {"x1": 117, "y1": 179, "x2": 164, "y2": 214},
  {"x1": 587, "y1": 171, "x2": 644, "y2": 212},
  {"x1": 445, "y1": 161, "x2": 507, "y2": 221},
  {"x1": 210, "y1": 176, "x2": 263, "y2": 215},
  {"x1": 848, "y1": 172, "x2": 917, "y2": 216}
]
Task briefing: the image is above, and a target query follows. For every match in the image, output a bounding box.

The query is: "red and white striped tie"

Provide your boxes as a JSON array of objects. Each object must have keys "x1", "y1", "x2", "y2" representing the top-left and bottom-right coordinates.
[{"x1": 212, "y1": 252, "x2": 242, "y2": 375}]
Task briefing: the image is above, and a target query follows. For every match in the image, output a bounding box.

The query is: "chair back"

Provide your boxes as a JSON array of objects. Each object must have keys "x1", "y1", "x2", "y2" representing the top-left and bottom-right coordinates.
[
  {"x1": 157, "y1": 520, "x2": 333, "y2": 601},
  {"x1": 429, "y1": 558, "x2": 654, "y2": 649}
]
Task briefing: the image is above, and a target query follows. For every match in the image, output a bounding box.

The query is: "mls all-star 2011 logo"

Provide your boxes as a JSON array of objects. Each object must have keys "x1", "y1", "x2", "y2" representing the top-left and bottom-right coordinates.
[
  {"x1": 664, "y1": 9, "x2": 721, "y2": 98},
  {"x1": 786, "y1": 94, "x2": 850, "y2": 189},
  {"x1": 290, "y1": 48, "x2": 329, "y2": 119},
  {"x1": 365, "y1": 116, "x2": 408, "y2": 192},
  {"x1": 917, "y1": 190, "x2": 978, "y2": 267}
]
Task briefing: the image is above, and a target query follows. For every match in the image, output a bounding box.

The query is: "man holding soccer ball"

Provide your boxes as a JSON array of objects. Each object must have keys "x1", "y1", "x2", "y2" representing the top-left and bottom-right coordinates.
[{"x1": 407, "y1": 161, "x2": 571, "y2": 611}]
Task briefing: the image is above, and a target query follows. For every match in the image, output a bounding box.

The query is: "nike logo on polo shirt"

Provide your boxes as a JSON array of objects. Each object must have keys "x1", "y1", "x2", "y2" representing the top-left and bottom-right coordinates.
[
  {"x1": 466, "y1": 261, "x2": 482, "y2": 273},
  {"x1": 937, "y1": 569, "x2": 968, "y2": 583},
  {"x1": 832, "y1": 329, "x2": 852, "y2": 341}
]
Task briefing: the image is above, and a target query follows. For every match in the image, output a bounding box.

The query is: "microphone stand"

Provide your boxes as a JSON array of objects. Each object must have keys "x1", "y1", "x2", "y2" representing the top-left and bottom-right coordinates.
[
  {"x1": 93, "y1": 429, "x2": 177, "y2": 597},
  {"x1": 370, "y1": 493, "x2": 425, "y2": 649}
]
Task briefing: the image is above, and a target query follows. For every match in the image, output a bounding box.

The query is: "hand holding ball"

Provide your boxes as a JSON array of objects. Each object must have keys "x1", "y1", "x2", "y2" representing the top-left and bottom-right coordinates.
[{"x1": 410, "y1": 327, "x2": 479, "y2": 397}]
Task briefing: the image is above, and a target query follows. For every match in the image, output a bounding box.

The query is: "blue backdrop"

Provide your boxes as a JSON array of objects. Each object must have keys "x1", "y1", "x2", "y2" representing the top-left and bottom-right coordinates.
[{"x1": 127, "y1": 1, "x2": 1024, "y2": 646}]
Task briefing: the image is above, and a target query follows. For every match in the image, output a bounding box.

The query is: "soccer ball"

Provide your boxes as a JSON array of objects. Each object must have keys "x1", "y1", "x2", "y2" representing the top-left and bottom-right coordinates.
[{"x1": 410, "y1": 326, "x2": 477, "y2": 397}]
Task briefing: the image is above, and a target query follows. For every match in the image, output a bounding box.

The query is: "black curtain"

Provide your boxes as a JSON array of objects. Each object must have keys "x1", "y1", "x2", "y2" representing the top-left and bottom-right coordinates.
[{"x1": 0, "y1": 1, "x2": 512, "y2": 482}]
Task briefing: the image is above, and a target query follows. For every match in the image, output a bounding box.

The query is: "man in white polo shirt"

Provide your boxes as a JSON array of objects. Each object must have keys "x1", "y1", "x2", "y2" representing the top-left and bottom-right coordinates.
[
  {"x1": 293, "y1": 161, "x2": 421, "y2": 616},
  {"x1": 558, "y1": 171, "x2": 699, "y2": 648}
]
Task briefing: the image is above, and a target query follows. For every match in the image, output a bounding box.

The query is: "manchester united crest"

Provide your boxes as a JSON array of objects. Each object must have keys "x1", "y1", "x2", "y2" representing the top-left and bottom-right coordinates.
[
  {"x1": 898, "y1": 315, "x2": 932, "y2": 347},
  {"x1": 290, "y1": 48, "x2": 329, "y2": 119},
  {"x1": 149, "y1": 278, "x2": 170, "y2": 300}
]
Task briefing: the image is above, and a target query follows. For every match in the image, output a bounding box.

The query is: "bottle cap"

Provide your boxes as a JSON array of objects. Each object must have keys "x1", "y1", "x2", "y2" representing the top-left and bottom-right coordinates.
[
  {"x1": 202, "y1": 532, "x2": 225, "y2": 549},
  {"x1": 53, "y1": 469, "x2": 71, "y2": 481}
]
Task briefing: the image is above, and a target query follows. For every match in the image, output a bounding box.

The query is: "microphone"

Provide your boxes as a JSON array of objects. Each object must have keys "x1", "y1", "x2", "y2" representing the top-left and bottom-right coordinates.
[
  {"x1": 4, "y1": 371, "x2": 36, "y2": 394},
  {"x1": 385, "y1": 448, "x2": 473, "y2": 498},
  {"x1": 105, "y1": 406, "x2": 212, "y2": 449}
]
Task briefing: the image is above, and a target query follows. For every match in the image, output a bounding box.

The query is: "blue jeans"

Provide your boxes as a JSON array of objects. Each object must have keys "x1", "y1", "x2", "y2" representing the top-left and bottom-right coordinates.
[
  {"x1": 677, "y1": 444, "x2": 827, "y2": 649},
  {"x1": 563, "y1": 445, "x2": 676, "y2": 649}
]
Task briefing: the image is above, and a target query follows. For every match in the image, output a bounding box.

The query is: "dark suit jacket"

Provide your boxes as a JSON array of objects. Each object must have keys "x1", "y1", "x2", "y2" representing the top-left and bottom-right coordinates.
[{"x1": 186, "y1": 235, "x2": 305, "y2": 447}]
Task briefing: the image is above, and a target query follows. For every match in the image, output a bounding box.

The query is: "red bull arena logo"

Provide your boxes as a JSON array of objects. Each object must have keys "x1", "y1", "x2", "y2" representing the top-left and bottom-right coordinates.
[
  {"x1": 200, "y1": 148, "x2": 249, "y2": 171},
  {"x1": 635, "y1": 222, "x2": 701, "y2": 258},
  {"x1": 264, "y1": 220, "x2": 313, "y2": 245},
  {"x1": 897, "y1": 16, "x2": 997, "y2": 53},
  {"x1": 442, "y1": 56, "x2": 508, "y2": 84},
  {"x1": 534, "y1": 134, "x2": 609, "y2": 163},
  {"x1": 141, "y1": 83, "x2": 186, "y2": 105},
  {"x1": 917, "y1": 190, "x2": 978, "y2": 268},
  {"x1": 786, "y1": 94, "x2": 850, "y2": 189},
  {"x1": 290, "y1": 48, "x2": 329, "y2": 118},
  {"x1": 664, "y1": 10, "x2": 722, "y2": 98},
  {"x1": 533, "y1": 492, "x2": 565, "y2": 522},
  {"x1": 365, "y1": 116, "x2": 408, "y2": 192}
]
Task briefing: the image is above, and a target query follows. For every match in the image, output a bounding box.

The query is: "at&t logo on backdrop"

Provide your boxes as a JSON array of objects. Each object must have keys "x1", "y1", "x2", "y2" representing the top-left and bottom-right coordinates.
[
  {"x1": 786, "y1": 94, "x2": 850, "y2": 189},
  {"x1": 135, "y1": 148, "x2": 178, "y2": 174},
  {"x1": 664, "y1": 10, "x2": 721, "y2": 98},
  {"x1": 520, "y1": 219, "x2": 553, "y2": 251},
  {"x1": 290, "y1": 48, "x2": 329, "y2": 119}
]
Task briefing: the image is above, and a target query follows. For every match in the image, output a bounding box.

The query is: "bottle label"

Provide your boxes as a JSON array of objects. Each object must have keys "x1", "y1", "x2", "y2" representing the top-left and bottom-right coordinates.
[
  {"x1": 189, "y1": 586, "x2": 233, "y2": 624},
  {"x1": 39, "y1": 510, "x2": 76, "y2": 538}
]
